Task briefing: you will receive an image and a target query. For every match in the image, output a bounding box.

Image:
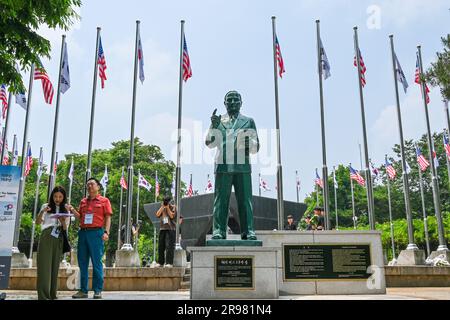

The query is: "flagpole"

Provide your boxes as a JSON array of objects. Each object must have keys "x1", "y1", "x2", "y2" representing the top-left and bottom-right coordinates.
[
  {"x1": 155, "y1": 170, "x2": 158, "y2": 203},
  {"x1": 389, "y1": 35, "x2": 417, "y2": 250},
  {"x1": 85, "y1": 27, "x2": 101, "y2": 196},
  {"x1": 103, "y1": 165, "x2": 107, "y2": 197},
  {"x1": 271, "y1": 16, "x2": 285, "y2": 230},
  {"x1": 350, "y1": 164, "x2": 356, "y2": 229},
  {"x1": 418, "y1": 164, "x2": 431, "y2": 257},
  {"x1": 153, "y1": 226, "x2": 157, "y2": 264},
  {"x1": 28, "y1": 146, "x2": 43, "y2": 267},
  {"x1": 333, "y1": 166, "x2": 338, "y2": 230},
  {"x1": 385, "y1": 155, "x2": 396, "y2": 260},
  {"x1": 417, "y1": 46, "x2": 448, "y2": 251},
  {"x1": 258, "y1": 173, "x2": 261, "y2": 197},
  {"x1": 358, "y1": 143, "x2": 363, "y2": 171},
  {"x1": 124, "y1": 20, "x2": 141, "y2": 251},
  {"x1": 295, "y1": 170, "x2": 299, "y2": 203},
  {"x1": 68, "y1": 157, "x2": 73, "y2": 204},
  {"x1": 444, "y1": 98, "x2": 450, "y2": 190},
  {"x1": 117, "y1": 166, "x2": 124, "y2": 252},
  {"x1": 1, "y1": 92, "x2": 13, "y2": 160},
  {"x1": 136, "y1": 168, "x2": 140, "y2": 229},
  {"x1": 47, "y1": 35, "x2": 66, "y2": 201},
  {"x1": 353, "y1": 27, "x2": 375, "y2": 230},
  {"x1": 13, "y1": 63, "x2": 35, "y2": 251},
  {"x1": 316, "y1": 20, "x2": 331, "y2": 230},
  {"x1": 175, "y1": 20, "x2": 185, "y2": 247},
  {"x1": 11, "y1": 134, "x2": 17, "y2": 165},
  {"x1": 51, "y1": 152, "x2": 58, "y2": 192}
]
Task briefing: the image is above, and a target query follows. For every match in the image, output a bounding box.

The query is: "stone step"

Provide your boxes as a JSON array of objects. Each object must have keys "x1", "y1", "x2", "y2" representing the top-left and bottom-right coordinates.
[{"x1": 180, "y1": 281, "x2": 190, "y2": 290}]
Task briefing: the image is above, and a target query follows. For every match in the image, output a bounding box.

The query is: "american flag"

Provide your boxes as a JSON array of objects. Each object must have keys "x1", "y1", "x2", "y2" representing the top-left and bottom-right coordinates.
[
  {"x1": 415, "y1": 145, "x2": 430, "y2": 172},
  {"x1": 24, "y1": 145, "x2": 33, "y2": 177},
  {"x1": 120, "y1": 169, "x2": 128, "y2": 190},
  {"x1": 315, "y1": 169, "x2": 324, "y2": 189},
  {"x1": 1, "y1": 84, "x2": 7, "y2": 119},
  {"x1": 385, "y1": 158, "x2": 397, "y2": 180},
  {"x1": 415, "y1": 53, "x2": 430, "y2": 104},
  {"x1": 444, "y1": 134, "x2": 450, "y2": 162},
  {"x1": 155, "y1": 171, "x2": 160, "y2": 198},
  {"x1": 1, "y1": 138, "x2": 8, "y2": 165},
  {"x1": 182, "y1": 34, "x2": 192, "y2": 82},
  {"x1": 354, "y1": 48, "x2": 367, "y2": 87},
  {"x1": 349, "y1": 165, "x2": 365, "y2": 187},
  {"x1": 34, "y1": 61, "x2": 54, "y2": 104},
  {"x1": 275, "y1": 36, "x2": 285, "y2": 78},
  {"x1": 186, "y1": 174, "x2": 193, "y2": 197},
  {"x1": 98, "y1": 36, "x2": 107, "y2": 89}
]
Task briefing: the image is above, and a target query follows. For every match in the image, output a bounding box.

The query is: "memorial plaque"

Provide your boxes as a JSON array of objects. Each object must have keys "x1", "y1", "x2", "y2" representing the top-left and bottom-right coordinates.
[
  {"x1": 283, "y1": 244, "x2": 371, "y2": 281},
  {"x1": 215, "y1": 256, "x2": 254, "y2": 290}
]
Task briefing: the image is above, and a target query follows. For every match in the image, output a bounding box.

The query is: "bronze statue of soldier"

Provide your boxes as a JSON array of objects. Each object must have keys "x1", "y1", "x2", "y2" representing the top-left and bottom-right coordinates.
[{"x1": 205, "y1": 91, "x2": 259, "y2": 240}]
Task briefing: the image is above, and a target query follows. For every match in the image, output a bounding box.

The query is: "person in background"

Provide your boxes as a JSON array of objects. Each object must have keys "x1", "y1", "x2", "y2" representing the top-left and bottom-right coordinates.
[
  {"x1": 36, "y1": 186, "x2": 70, "y2": 300},
  {"x1": 155, "y1": 195, "x2": 176, "y2": 268},
  {"x1": 284, "y1": 214, "x2": 297, "y2": 230},
  {"x1": 67, "y1": 178, "x2": 112, "y2": 299},
  {"x1": 304, "y1": 214, "x2": 313, "y2": 231}
]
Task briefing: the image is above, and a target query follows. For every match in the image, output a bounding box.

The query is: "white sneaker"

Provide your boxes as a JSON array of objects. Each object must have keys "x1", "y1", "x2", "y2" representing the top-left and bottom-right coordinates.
[
  {"x1": 164, "y1": 264, "x2": 173, "y2": 268},
  {"x1": 154, "y1": 263, "x2": 161, "y2": 267}
]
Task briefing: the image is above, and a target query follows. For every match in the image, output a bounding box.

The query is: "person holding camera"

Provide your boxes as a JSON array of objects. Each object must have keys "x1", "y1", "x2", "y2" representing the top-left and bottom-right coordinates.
[{"x1": 155, "y1": 196, "x2": 176, "y2": 268}]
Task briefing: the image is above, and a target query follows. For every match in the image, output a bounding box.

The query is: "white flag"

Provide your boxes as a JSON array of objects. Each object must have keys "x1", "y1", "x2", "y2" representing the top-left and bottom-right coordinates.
[
  {"x1": 100, "y1": 165, "x2": 108, "y2": 190},
  {"x1": 12, "y1": 135, "x2": 18, "y2": 166},
  {"x1": 333, "y1": 170, "x2": 338, "y2": 189},
  {"x1": 138, "y1": 173, "x2": 152, "y2": 191},
  {"x1": 319, "y1": 38, "x2": 331, "y2": 80},
  {"x1": 405, "y1": 160, "x2": 411, "y2": 174},
  {"x1": 138, "y1": 33, "x2": 145, "y2": 83},
  {"x1": 60, "y1": 42, "x2": 71, "y2": 93},
  {"x1": 37, "y1": 149, "x2": 44, "y2": 177},
  {"x1": 68, "y1": 158, "x2": 74, "y2": 182}
]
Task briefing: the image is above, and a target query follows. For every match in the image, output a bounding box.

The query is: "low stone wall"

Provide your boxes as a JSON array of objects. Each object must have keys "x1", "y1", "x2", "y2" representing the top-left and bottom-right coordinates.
[
  {"x1": 8, "y1": 267, "x2": 185, "y2": 291},
  {"x1": 385, "y1": 266, "x2": 450, "y2": 287}
]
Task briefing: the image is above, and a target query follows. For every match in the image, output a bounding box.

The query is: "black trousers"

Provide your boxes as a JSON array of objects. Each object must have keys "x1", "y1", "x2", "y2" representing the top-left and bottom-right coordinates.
[{"x1": 158, "y1": 230, "x2": 175, "y2": 265}]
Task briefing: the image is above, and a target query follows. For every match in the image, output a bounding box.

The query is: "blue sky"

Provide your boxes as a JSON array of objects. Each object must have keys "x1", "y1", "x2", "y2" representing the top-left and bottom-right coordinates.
[{"x1": 5, "y1": 0, "x2": 450, "y2": 202}]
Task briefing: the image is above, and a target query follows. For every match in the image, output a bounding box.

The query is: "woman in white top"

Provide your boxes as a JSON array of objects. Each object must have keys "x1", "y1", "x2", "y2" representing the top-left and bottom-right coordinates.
[{"x1": 36, "y1": 186, "x2": 70, "y2": 300}]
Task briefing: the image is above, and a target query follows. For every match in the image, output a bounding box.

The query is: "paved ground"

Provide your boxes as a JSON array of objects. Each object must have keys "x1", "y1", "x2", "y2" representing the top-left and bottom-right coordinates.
[{"x1": 1, "y1": 288, "x2": 449, "y2": 300}]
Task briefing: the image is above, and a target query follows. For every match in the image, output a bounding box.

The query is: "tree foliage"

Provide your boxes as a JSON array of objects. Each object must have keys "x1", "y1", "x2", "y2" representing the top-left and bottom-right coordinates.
[
  {"x1": 0, "y1": 0, "x2": 82, "y2": 93},
  {"x1": 425, "y1": 34, "x2": 450, "y2": 100}
]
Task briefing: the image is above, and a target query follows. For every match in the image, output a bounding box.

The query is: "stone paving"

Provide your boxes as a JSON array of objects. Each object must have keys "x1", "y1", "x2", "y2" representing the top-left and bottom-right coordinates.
[{"x1": 1, "y1": 288, "x2": 449, "y2": 300}]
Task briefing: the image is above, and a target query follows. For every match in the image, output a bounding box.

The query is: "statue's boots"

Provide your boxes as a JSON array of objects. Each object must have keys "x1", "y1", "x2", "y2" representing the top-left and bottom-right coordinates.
[{"x1": 212, "y1": 230, "x2": 226, "y2": 240}]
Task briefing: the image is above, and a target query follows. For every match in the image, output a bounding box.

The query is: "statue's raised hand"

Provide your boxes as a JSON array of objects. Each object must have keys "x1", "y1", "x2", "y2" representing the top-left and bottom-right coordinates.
[{"x1": 211, "y1": 108, "x2": 221, "y2": 129}]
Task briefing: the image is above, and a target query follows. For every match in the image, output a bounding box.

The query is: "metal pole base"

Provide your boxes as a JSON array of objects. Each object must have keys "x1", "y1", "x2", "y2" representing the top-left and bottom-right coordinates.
[
  {"x1": 120, "y1": 243, "x2": 134, "y2": 251},
  {"x1": 436, "y1": 245, "x2": 449, "y2": 252},
  {"x1": 406, "y1": 243, "x2": 419, "y2": 250}
]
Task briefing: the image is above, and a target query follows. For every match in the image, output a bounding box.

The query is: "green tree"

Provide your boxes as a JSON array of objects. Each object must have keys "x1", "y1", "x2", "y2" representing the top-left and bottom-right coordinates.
[
  {"x1": 0, "y1": 0, "x2": 82, "y2": 92},
  {"x1": 425, "y1": 34, "x2": 450, "y2": 100}
]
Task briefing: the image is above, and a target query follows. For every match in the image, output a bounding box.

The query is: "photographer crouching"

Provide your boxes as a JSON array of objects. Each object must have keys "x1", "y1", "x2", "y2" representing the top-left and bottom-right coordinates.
[{"x1": 154, "y1": 196, "x2": 176, "y2": 267}]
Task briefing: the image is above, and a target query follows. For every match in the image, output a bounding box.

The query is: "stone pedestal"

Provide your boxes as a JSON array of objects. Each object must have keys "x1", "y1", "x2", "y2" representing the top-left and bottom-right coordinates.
[
  {"x1": 428, "y1": 249, "x2": 450, "y2": 263},
  {"x1": 397, "y1": 249, "x2": 426, "y2": 265},
  {"x1": 11, "y1": 252, "x2": 29, "y2": 268},
  {"x1": 174, "y1": 247, "x2": 187, "y2": 267},
  {"x1": 115, "y1": 249, "x2": 141, "y2": 267},
  {"x1": 189, "y1": 246, "x2": 278, "y2": 299},
  {"x1": 256, "y1": 230, "x2": 386, "y2": 295}
]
